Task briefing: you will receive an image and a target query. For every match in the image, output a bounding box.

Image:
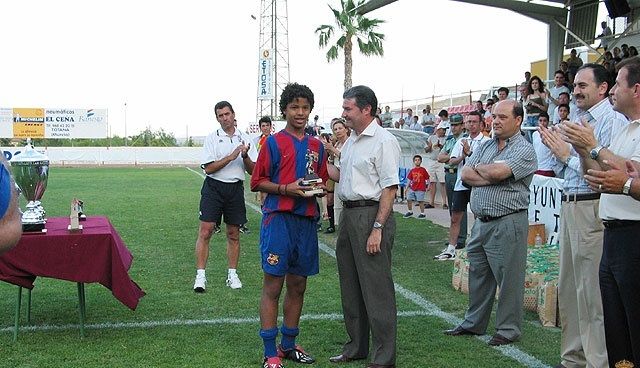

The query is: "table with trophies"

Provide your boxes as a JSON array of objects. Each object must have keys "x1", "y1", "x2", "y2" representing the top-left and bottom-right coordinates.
[{"x1": 0, "y1": 142, "x2": 145, "y2": 341}]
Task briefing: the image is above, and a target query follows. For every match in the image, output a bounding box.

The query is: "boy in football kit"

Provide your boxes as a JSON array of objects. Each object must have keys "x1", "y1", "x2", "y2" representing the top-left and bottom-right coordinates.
[{"x1": 251, "y1": 83, "x2": 329, "y2": 368}]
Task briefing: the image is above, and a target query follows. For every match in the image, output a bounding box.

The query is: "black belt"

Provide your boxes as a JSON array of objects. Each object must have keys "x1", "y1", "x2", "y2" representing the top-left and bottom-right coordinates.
[
  {"x1": 445, "y1": 168, "x2": 457, "y2": 174},
  {"x1": 603, "y1": 220, "x2": 640, "y2": 229},
  {"x1": 343, "y1": 200, "x2": 379, "y2": 208},
  {"x1": 477, "y1": 209, "x2": 526, "y2": 223},
  {"x1": 561, "y1": 193, "x2": 601, "y2": 201}
]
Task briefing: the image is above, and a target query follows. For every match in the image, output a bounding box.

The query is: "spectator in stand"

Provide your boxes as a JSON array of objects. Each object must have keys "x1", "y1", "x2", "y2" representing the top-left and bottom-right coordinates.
[
  {"x1": 552, "y1": 92, "x2": 577, "y2": 125},
  {"x1": 560, "y1": 60, "x2": 569, "y2": 75},
  {"x1": 567, "y1": 49, "x2": 584, "y2": 82},
  {"x1": 438, "y1": 109, "x2": 450, "y2": 134},
  {"x1": 474, "y1": 100, "x2": 485, "y2": 116},
  {"x1": 547, "y1": 70, "x2": 571, "y2": 121},
  {"x1": 408, "y1": 115, "x2": 422, "y2": 131},
  {"x1": 557, "y1": 104, "x2": 570, "y2": 123},
  {"x1": 597, "y1": 21, "x2": 613, "y2": 50},
  {"x1": 483, "y1": 99, "x2": 494, "y2": 120},
  {"x1": 376, "y1": 107, "x2": 382, "y2": 116},
  {"x1": 380, "y1": 105, "x2": 393, "y2": 128},
  {"x1": 484, "y1": 99, "x2": 495, "y2": 136},
  {"x1": 374, "y1": 115, "x2": 383, "y2": 126},
  {"x1": 531, "y1": 112, "x2": 557, "y2": 177},
  {"x1": 524, "y1": 76, "x2": 549, "y2": 140},
  {"x1": 425, "y1": 123, "x2": 448, "y2": 209},
  {"x1": 629, "y1": 46, "x2": 638, "y2": 57},
  {"x1": 621, "y1": 44, "x2": 630, "y2": 59},
  {"x1": 434, "y1": 111, "x2": 490, "y2": 261},
  {"x1": 613, "y1": 47, "x2": 623, "y2": 63},
  {"x1": 523, "y1": 71, "x2": 531, "y2": 86},
  {"x1": 421, "y1": 106, "x2": 436, "y2": 134},
  {"x1": 539, "y1": 63, "x2": 627, "y2": 368},
  {"x1": 395, "y1": 118, "x2": 406, "y2": 129},
  {"x1": 497, "y1": 87, "x2": 509, "y2": 101},
  {"x1": 437, "y1": 114, "x2": 467, "y2": 243},
  {"x1": 404, "y1": 108, "x2": 413, "y2": 126},
  {"x1": 322, "y1": 118, "x2": 351, "y2": 233},
  {"x1": 403, "y1": 155, "x2": 430, "y2": 219}
]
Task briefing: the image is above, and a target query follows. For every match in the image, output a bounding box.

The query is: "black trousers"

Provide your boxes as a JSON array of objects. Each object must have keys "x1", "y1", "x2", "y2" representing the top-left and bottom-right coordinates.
[{"x1": 600, "y1": 222, "x2": 640, "y2": 367}]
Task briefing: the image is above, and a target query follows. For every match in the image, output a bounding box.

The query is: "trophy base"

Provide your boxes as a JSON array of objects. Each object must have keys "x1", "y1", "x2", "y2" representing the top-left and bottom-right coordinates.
[
  {"x1": 300, "y1": 178, "x2": 323, "y2": 186},
  {"x1": 301, "y1": 188, "x2": 324, "y2": 197},
  {"x1": 68, "y1": 224, "x2": 83, "y2": 232},
  {"x1": 23, "y1": 223, "x2": 47, "y2": 233}
]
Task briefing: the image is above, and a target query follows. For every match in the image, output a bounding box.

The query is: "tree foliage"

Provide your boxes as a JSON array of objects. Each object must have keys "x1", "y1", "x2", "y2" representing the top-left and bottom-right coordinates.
[{"x1": 315, "y1": 0, "x2": 385, "y2": 90}]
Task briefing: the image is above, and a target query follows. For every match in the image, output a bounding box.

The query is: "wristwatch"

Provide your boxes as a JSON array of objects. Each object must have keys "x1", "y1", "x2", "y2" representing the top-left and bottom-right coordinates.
[
  {"x1": 373, "y1": 221, "x2": 384, "y2": 230},
  {"x1": 589, "y1": 146, "x2": 604, "y2": 160},
  {"x1": 623, "y1": 178, "x2": 633, "y2": 195}
]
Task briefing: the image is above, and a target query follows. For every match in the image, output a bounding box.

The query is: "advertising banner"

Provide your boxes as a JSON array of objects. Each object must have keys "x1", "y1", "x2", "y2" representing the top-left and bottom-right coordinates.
[
  {"x1": 257, "y1": 49, "x2": 273, "y2": 100},
  {"x1": 528, "y1": 174, "x2": 564, "y2": 245},
  {"x1": 0, "y1": 108, "x2": 108, "y2": 139}
]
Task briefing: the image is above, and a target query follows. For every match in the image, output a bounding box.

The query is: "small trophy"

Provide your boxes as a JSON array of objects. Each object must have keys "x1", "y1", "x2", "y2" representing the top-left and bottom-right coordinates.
[
  {"x1": 77, "y1": 199, "x2": 87, "y2": 221},
  {"x1": 299, "y1": 149, "x2": 323, "y2": 197},
  {"x1": 68, "y1": 198, "x2": 83, "y2": 232}
]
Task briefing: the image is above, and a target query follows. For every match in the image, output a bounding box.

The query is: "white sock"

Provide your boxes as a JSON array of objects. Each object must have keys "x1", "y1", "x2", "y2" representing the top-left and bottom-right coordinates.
[
  {"x1": 228, "y1": 268, "x2": 237, "y2": 277},
  {"x1": 447, "y1": 244, "x2": 456, "y2": 253},
  {"x1": 196, "y1": 269, "x2": 206, "y2": 278}
]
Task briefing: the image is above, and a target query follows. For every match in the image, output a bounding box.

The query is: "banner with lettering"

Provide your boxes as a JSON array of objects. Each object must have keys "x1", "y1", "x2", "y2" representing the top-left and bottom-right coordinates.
[
  {"x1": 257, "y1": 49, "x2": 273, "y2": 100},
  {"x1": 0, "y1": 108, "x2": 108, "y2": 139},
  {"x1": 528, "y1": 174, "x2": 564, "y2": 245}
]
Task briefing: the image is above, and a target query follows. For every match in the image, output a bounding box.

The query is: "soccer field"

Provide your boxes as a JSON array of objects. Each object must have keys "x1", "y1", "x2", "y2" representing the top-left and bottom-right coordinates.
[{"x1": 0, "y1": 167, "x2": 560, "y2": 367}]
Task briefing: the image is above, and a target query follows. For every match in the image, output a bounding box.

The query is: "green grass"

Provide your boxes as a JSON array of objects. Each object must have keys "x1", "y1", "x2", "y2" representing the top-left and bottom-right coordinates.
[{"x1": 0, "y1": 167, "x2": 560, "y2": 367}]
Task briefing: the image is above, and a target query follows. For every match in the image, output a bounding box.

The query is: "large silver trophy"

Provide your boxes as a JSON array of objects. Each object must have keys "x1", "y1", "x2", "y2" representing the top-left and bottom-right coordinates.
[{"x1": 10, "y1": 140, "x2": 49, "y2": 232}]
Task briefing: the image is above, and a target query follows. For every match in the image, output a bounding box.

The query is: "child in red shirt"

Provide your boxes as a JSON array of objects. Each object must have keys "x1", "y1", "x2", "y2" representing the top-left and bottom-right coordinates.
[{"x1": 403, "y1": 155, "x2": 430, "y2": 219}]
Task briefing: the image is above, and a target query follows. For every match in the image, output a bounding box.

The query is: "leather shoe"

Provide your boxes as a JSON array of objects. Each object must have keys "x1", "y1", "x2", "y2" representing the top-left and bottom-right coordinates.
[
  {"x1": 444, "y1": 326, "x2": 479, "y2": 336},
  {"x1": 329, "y1": 354, "x2": 364, "y2": 363},
  {"x1": 367, "y1": 364, "x2": 395, "y2": 368},
  {"x1": 488, "y1": 333, "x2": 514, "y2": 346}
]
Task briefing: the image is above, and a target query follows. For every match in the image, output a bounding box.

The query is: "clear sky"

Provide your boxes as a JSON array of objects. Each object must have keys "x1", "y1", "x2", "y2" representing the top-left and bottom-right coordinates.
[{"x1": 1, "y1": 0, "x2": 553, "y2": 138}]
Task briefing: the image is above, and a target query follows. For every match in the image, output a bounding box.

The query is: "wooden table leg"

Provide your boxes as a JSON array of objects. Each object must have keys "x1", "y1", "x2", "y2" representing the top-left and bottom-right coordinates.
[
  {"x1": 13, "y1": 286, "x2": 22, "y2": 342},
  {"x1": 77, "y1": 282, "x2": 86, "y2": 338}
]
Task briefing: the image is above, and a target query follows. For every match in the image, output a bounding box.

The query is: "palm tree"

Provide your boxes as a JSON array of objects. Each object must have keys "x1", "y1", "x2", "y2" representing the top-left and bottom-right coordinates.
[{"x1": 315, "y1": 0, "x2": 385, "y2": 90}]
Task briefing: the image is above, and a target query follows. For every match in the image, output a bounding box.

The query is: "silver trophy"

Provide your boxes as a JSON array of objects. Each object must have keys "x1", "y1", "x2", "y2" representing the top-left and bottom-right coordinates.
[
  {"x1": 299, "y1": 149, "x2": 323, "y2": 197},
  {"x1": 10, "y1": 140, "x2": 49, "y2": 232}
]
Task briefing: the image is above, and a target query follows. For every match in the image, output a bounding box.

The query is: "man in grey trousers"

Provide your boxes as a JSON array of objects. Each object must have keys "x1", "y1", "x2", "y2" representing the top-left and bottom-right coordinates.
[
  {"x1": 327, "y1": 85, "x2": 401, "y2": 368},
  {"x1": 444, "y1": 99, "x2": 537, "y2": 346}
]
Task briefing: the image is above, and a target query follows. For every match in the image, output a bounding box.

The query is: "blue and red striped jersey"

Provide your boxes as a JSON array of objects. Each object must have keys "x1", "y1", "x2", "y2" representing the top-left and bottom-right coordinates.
[{"x1": 251, "y1": 130, "x2": 329, "y2": 218}]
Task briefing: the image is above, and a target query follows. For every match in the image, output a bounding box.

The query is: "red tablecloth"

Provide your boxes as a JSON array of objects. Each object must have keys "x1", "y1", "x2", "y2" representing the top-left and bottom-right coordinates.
[{"x1": 0, "y1": 217, "x2": 145, "y2": 310}]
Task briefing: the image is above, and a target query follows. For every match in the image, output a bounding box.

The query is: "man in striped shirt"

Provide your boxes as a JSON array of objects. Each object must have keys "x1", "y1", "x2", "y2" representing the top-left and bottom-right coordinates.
[{"x1": 444, "y1": 99, "x2": 536, "y2": 347}]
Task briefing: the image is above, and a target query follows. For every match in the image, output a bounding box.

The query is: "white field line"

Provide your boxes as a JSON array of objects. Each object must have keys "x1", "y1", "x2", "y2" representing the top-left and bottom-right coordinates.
[
  {"x1": 0, "y1": 311, "x2": 431, "y2": 334},
  {"x1": 42, "y1": 166, "x2": 545, "y2": 368}
]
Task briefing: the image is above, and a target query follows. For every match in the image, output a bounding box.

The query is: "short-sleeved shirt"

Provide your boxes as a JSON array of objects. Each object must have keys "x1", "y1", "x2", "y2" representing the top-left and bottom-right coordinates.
[
  {"x1": 451, "y1": 134, "x2": 490, "y2": 191},
  {"x1": 442, "y1": 133, "x2": 465, "y2": 169},
  {"x1": 600, "y1": 119, "x2": 640, "y2": 221},
  {"x1": 380, "y1": 112, "x2": 393, "y2": 128},
  {"x1": 337, "y1": 120, "x2": 401, "y2": 201},
  {"x1": 407, "y1": 166, "x2": 429, "y2": 191},
  {"x1": 426, "y1": 135, "x2": 446, "y2": 161},
  {"x1": 421, "y1": 113, "x2": 436, "y2": 126},
  {"x1": 201, "y1": 128, "x2": 258, "y2": 183},
  {"x1": 250, "y1": 130, "x2": 329, "y2": 218},
  {"x1": 465, "y1": 132, "x2": 537, "y2": 217},
  {"x1": 0, "y1": 164, "x2": 11, "y2": 219}
]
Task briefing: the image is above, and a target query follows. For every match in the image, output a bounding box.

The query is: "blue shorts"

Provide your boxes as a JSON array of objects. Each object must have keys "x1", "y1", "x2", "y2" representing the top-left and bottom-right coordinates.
[
  {"x1": 407, "y1": 189, "x2": 426, "y2": 202},
  {"x1": 260, "y1": 212, "x2": 319, "y2": 277}
]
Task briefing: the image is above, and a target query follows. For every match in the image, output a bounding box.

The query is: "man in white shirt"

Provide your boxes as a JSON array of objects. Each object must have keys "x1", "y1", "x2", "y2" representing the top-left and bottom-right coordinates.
[
  {"x1": 421, "y1": 106, "x2": 436, "y2": 134},
  {"x1": 531, "y1": 112, "x2": 557, "y2": 177},
  {"x1": 408, "y1": 115, "x2": 422, "y2": 131},
  {"x1": 435, "y1": 111, "x2": 490, "y2": 260},
  {"x1": 193, "y1": 101, "x2": 258, "y2": 292},
  {"x1": 552, "y1": 92, "x2": 577, "y2": 125},
  {"x1": 328, "y1": 85, "x2": 400, "y2": 367}
]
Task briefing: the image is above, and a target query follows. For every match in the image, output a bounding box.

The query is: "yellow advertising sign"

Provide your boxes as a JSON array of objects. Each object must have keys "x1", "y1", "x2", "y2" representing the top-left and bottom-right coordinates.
[{"x1": 13, "y1": 108, "x2": 45, "y2": 138}]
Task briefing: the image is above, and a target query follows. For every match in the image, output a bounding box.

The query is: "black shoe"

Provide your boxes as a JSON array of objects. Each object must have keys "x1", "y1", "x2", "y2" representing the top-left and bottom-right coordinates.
[
  {"x1": 324, "y1": 227, "x2": 335, "y2": 233},
  {"x1": 455, "y1": 243, "x2": 465, "y2": 249},
  {"x1": 488, "y1": 333, "x2": 514, "y2": 346},
  {"x1": 278, "y1": 344, "x2": 315, "y2": 364},
  {"x1": 444, "y1": 326, "x2": 480, "y2": 336}
]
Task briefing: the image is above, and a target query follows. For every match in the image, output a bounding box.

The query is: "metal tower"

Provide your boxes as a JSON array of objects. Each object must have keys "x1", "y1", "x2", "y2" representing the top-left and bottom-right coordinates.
[{"x1": 256, "y1": 0, "x2": 290, "y2": 121}]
